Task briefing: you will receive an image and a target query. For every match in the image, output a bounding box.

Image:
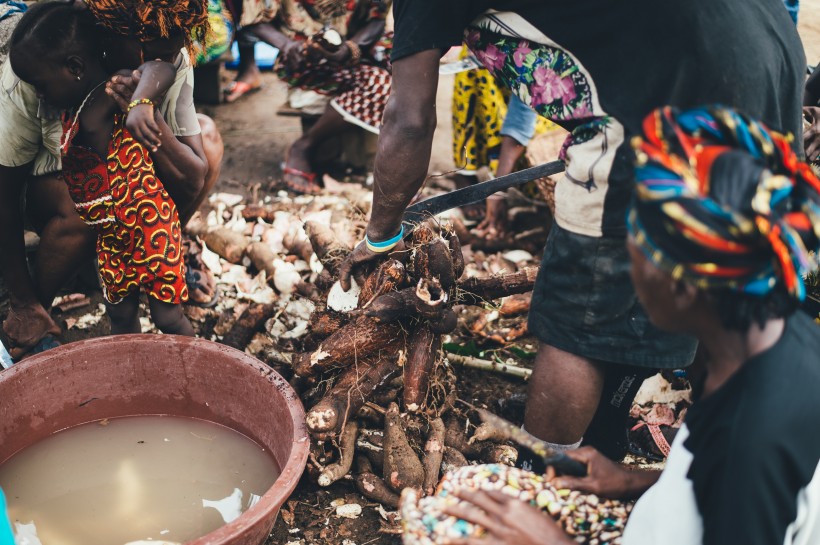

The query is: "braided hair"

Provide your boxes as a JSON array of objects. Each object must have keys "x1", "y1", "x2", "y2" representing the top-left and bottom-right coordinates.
[
  {"x1": 85, "y1": 0, "x2": 210, "y2": 61},
  {"x1": 629, "y1": 106, "x2": 820, "y2": 330}
]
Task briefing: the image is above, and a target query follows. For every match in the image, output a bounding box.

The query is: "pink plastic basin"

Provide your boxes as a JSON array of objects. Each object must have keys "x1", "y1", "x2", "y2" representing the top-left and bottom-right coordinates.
[{"x1": 0, "y1": 334, "x2": 309, "y2": 545}]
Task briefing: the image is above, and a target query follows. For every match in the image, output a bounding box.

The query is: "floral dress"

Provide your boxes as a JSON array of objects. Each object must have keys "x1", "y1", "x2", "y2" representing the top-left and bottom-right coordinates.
[{"x1": 61, "y1": 116, "x2": 188, "y2": 305}]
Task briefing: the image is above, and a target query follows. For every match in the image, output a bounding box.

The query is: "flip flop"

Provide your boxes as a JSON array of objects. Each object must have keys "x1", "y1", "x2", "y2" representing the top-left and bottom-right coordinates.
[
  {"x1": 223, "y1": 80, "x2": 262, "y2": 103},
  {"x1": 283, "y1": 166, "x2": 322, "y2": 195}
]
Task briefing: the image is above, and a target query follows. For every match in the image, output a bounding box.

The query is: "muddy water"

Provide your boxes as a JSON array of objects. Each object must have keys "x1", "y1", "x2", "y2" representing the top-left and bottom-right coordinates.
[{"x1": 0, "y1": 415, "x2": 279, "y2": 545}]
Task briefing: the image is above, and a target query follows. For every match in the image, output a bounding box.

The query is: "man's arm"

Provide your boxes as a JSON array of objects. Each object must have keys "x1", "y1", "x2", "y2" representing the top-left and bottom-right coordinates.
[
  {"x1": 338, "y1": 49, "x2": 441, "y2": 288},
  {"x1": 0, "y1": 165, "x2": 60, "y2": 349}
]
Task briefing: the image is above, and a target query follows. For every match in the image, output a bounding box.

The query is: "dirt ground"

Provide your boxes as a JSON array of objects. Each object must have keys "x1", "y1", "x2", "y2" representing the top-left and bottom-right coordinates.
[{"x1": 1, "y1": 9, "x2": 819, "y2": 545}]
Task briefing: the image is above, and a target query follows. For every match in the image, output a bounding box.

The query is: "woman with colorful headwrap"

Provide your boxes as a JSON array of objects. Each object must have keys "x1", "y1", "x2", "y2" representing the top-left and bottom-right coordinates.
[{"x1": 400, "y1": 106, "x2": 820, "y2": 545}]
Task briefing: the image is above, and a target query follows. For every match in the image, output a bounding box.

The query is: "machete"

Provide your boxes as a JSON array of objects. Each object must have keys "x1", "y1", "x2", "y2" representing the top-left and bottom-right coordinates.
[{"x1": 402, "y1": 159, "x2": 565, "y2": 227}]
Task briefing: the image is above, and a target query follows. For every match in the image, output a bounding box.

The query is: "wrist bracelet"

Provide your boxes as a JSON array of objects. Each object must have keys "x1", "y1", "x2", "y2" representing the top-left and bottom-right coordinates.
[
  {"x1": 127, "y1": 98, "x2": 154, "y2": 113},
  {"x1": 365, "y1": 224, "x2": 404, "y2": 253},
  {"x1": 345, "y1": 40, "x2": 361, "y2": 65}
]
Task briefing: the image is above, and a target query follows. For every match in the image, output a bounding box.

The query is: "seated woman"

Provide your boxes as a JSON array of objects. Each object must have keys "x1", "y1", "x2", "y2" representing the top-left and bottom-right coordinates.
[
  {"x1": 401, "y1": 105, "x2": 820, "y2": 545},
  {"x1": 225, "y1": 0, "x2": 392, "y2": 194}
]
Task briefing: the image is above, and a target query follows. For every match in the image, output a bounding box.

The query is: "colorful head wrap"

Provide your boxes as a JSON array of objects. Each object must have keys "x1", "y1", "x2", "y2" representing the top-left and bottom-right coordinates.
[
  {"x1": 85, "y1": 0, "x2": 210, "y2": 61},
  {"x1": 628, "y1": 106, "x2": 820, "y2": 302}
]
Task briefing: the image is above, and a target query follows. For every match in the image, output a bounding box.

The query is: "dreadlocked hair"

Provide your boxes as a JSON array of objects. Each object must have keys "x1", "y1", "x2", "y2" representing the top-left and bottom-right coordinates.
[
  {"x1": 10, "y1": 2, "x2": 102, "y2": 63},
  {"x1": 85, "y1": 0, "x2": 210, "y2": 63}
]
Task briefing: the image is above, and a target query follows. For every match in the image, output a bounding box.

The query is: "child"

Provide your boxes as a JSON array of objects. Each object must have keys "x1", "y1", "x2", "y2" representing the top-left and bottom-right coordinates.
[{"x1": 9, "y1": 2, "x2": 195, "y2": 335}]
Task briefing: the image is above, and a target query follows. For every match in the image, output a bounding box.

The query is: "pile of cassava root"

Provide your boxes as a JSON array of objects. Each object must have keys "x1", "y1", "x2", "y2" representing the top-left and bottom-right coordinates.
[{"x1": 291, "y1": 219, "x2": 540, "y2": 508}]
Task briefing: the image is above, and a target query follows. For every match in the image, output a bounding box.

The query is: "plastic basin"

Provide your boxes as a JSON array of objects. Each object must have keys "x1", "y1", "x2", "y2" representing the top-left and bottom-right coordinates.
[{"x1": 0, "y1": 334, "x2": 309, "y2": 545}]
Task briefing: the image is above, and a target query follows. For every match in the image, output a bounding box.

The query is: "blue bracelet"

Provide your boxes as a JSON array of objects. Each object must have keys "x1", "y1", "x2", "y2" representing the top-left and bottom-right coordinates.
[{"x1": 365, "y1": 225, "x2": 404, "y2": 253}]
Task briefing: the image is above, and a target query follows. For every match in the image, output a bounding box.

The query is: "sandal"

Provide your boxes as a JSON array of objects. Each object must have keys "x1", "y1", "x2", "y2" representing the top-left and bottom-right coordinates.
[
  {"x1": 183, "y1": 237, "x2": 219, "y2": 308},
  {"x1": 283, "y1": 166, "x2": 322, "y2": 195},
  {"x1": 628, "y1": 421, "x2": 676, "y2": 462},
  {"x1": 223, "y1": 80, "x2": 262, "y2": 103}
]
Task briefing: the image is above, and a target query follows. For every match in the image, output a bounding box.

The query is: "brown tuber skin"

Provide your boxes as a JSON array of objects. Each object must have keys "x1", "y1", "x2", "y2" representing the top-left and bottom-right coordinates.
[
  {"x1": 457, "y1": 267, "x2": 539, "y2": 306},
  {"x1": 359, "y1": 259, "x2": 405, "y2": 307},
  {"x1": 383, "y1": 402, "x2": 425, "y2": 493},
  {"x1": 246, "y1": 241, "x2": 278, "y2": 280},
  {"x1": 403, "y1": 325, "x2": 441, "y2": 412},
  {"x1": 413, "y1": 236, "x2": 456, "y2": 291},
  {"x1": 202, "y1": 227, "x2": 250, "y2": 264},
  {"x1": 355, "y1": 456, "x2": 401, "y2": 509},
  {"x1": 422, "y1": 417, "x2": 445, "y2": 495},
  {"x1": 445, "y1": 230, "x2": 465, "y2": 280},
  {"x1": 365, "y1": 288, "x2": 418, "y2": 322},
  {"x1": 305, "y1": 356, "x2": 400, "y2": 437},
  {"x1": 221, "y1": 303, "x2": 277, "y2": 350},
  {"x1": 307, "y1": 311, "x2": 349, "y2": 341},
  {"x1": 292, "y1": 315, "x2": 404, "y2": 380},
  {"x1": 441, "y1": 446, "x2": 469, "y2": 474},
  {"x1": 304, "y1": 221, "x2": 350, "y2": 275},
  {"x1": 317, "y1": 422, "x2": 359, "y2": 486}
]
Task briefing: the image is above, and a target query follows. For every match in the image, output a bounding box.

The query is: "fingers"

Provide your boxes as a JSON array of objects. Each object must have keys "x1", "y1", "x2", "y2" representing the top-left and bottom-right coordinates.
[
  {"x1": 453, "y1": 489, "x2": 508, "y2": 519},
  {"x1": 442, "y1": 503, "x2": 501, "y2": 536},
  {"x1": 338, "y1": 255, "x2": 354, "y2": 291}
]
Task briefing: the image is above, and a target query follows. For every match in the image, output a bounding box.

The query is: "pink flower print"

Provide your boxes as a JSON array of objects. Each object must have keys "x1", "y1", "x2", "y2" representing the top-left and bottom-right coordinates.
[
  {"x1": 513, "y1": 42, "x2": 532, "y2": 68},
  {"x1": 530, "y1": 65, "x2": 577, "y2": 108},
  {"x1": 465, "y1": 29, "x2": 481, "y2": 48},
  {"x1": 475, "y1": 43, "x2": 506, "y2": 73}
]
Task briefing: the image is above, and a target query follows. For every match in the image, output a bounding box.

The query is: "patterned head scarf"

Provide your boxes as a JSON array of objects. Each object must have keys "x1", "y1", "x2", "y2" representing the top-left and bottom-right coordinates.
[
  {"x1": 85, "y1": 0, "x2": 209, "y2": 60},
  {"x1": 628, "y1": 106, "x2": 820, "y2": 302}
]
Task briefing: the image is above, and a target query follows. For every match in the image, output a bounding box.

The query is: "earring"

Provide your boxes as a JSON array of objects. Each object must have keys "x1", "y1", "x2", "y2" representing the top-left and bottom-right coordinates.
[{"x1": 76, "y1": 76, "x2": 81, "y2": 81}]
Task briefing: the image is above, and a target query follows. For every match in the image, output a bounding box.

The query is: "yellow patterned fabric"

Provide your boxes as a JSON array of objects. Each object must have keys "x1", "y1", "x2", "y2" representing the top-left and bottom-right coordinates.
[
  {"x1": 61, "y1": 115, "x2": 187, "y2": 305},
  {"x1": 451, "y1": 45, "x2": 553, "y2": 175}
]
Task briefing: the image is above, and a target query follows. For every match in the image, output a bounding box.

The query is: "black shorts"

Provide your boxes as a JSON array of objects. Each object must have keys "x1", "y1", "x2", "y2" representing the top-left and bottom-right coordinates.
[{"x1": 528, "y1": 222, "x2": 697, "y2": 369}]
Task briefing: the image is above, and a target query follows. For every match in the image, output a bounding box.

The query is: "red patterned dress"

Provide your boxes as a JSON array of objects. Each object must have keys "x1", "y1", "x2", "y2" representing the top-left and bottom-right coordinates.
[{"x1": 60, "y1": 116, "x2": 188, "y2": 305}]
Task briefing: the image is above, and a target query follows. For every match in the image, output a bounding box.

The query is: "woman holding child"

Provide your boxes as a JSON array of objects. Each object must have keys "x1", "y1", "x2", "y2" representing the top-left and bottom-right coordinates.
[{"x1": 0, "y1": 0, "x2": 225, "y2": 353}]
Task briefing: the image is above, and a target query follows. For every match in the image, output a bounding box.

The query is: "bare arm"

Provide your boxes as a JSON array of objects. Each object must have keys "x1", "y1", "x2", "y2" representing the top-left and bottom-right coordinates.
[
  {"x1": 150, "y1": 123, "x2": 208, "y2": 214},
  {"x1": 105, "y1": 71, "x2": 207, "y2": 210},
  {"x1": 338, "y1": 49, "x2": 441, "y2": 288},
  {"x1": 123, "y1": 61, "x2": 177, "y2": 150},
  {"x1": 369, "y1": 50, "x2": 440, "y2": 237}
]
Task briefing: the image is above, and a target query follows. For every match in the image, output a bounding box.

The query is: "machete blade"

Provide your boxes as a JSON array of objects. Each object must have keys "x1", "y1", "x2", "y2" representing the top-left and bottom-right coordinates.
[{"x1": 402, "y1": 159, "x2": 565, "y2": 227}]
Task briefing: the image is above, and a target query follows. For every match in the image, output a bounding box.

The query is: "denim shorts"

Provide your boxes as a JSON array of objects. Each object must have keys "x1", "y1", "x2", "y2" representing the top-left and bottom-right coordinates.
[{"x1": 528, "y1": 223, "x2": 697, "y2": 368}]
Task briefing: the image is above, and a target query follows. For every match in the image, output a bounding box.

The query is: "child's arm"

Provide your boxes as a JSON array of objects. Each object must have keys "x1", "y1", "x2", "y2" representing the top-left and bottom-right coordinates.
[{"x1": 124, "y1": 60, "x2": 176, "y2": 151}]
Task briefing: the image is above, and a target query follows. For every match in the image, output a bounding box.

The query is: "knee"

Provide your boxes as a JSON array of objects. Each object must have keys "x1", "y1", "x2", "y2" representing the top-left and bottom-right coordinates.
[{"x1": 197, "y1": 114, "x2": 225, "y2": 168}]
